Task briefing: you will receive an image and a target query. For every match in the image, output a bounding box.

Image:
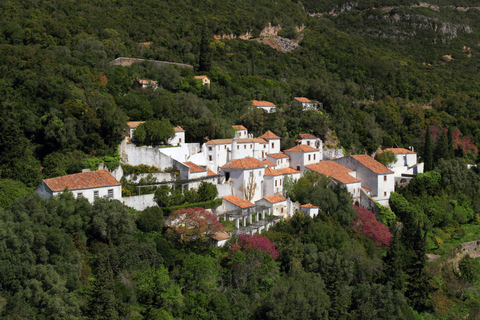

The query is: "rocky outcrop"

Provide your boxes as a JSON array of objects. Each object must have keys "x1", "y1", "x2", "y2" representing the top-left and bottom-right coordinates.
[{"x1": 260, "y1": 23, "x2": 282, "y2": 37}]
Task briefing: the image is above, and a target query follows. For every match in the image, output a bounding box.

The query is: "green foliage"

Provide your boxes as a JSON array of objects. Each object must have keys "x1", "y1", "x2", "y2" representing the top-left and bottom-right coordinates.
[
  {"x1": 121, "y1": 164, "x2": 161, "y2": 175},
  {"x1": 82, "y1": 153, "x2": 121, "y2": 171},
  {"x1": 133, "y1": 118, "x2": 175, "y2": 146},
  {"x1": 375, "y1": 150, "x2": 397, "y2": 167},
  {"x1": 197, "y1": 182, "x2": 218, "y2": 202},
  {"x1": 0, "y1": 179, "x2": 31, "y2": 208},
  {"x1": 459, "y1": 255, "x2": 480, "y2": 284},
  {"x1": 376, "y1": 203, "x2": 396, "y2": 228},
  {"x1": 136, "y1": 207, "x2": 164, "y2": 233},
  {"x1": 424, "y1": 125, "x2": 434, "y2": 172}
]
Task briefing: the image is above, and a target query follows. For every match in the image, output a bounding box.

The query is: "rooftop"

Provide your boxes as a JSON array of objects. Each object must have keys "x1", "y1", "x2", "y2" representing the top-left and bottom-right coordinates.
[
  {"x1": 351, "y1": 155, "x2": 393, "y2": 174},
  {"x1": 207, "y1": 168, "x2": 217, "y2": 176},
  {"x1": 251, "y1": 100, "x2": 276, "y2": 107},
  {"x1": 306, "y1": 161, "x2": 360, "y2": 184},
  {"x1": 221, "y1": 158, "x2": 265, "y2": 170},
  {"x1": 126, "y1": 121, "x2": 145, "y2": 129},
  {"x1": 382, "y1": 148, "x2": 416, "y2": 154},
  {"x1": 299, "y1": 133, "x2": 317, "y2": 139},
  {"x1": 183, "y1": 161, "x2": 207, "y2": 173},
  {"x1": 294, "y1": 97, "x2": 312, "y2": 103},
  {"x1": 263, "y1": 195, "x2": 287, "y2": 203},
  {"x1": 266, "y1": 152, "x2": 289, "y2": 159},
  {"x1": 210, "y1": 231, "x2": 230, "y2": 241},
  {"x1": 264, "y1": 167, "x2": 283, "y2": 176},
  {"x1": 138, "y1": 79, "x2": 158, "y2": 86},
  {"x1": 300, "y1": 203, "x2": 319, "y2": 208},
  {"x1": 194, "y1": 75, "x2": 209, "y2": 80},
  {"x1": 260, "y1": 160, "x2": 276, "y2": 167},
  {"x1": 205, "y1": 138, "x2": 267, "y2": 145},
  {"x1": 43, "y1": 169, "x2": 121, "y2": 192},
  {"x1": 284, "y1": 145, "x2": 319, "y2": 152},
  {"x1": 232, "y1": 125, "x2": 248, "y2": 131},
  {"x1": 223, "y1": 195, "x2": 255, "y2": 208},
  {"x1": 259, "y1": 131, "x2": 281, "y2": 140},
  {"x1": 174, "y1": 126, "x2": 185, "y2": 132},
  {"x1": 276, "y1": 167, "x2": 300, "y2": 175}
]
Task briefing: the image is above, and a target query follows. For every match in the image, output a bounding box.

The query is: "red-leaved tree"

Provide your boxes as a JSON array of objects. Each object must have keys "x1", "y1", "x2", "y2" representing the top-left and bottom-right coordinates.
[
  {"x1": 231, "y1": 234, "x2": 279, "y2": 260},
  {"x1": 167, "y1": 207, "x2": 224, "y2": 242},
  {"x1": 351, "y1": 205, "x2": 392, "y2": 248}
]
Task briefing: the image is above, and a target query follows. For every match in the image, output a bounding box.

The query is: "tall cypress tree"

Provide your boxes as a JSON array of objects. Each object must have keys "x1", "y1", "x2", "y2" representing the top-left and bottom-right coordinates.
[
  {"x1": 198, "y1": 24, "x2": 212, "y2": 72},
  {"x1": 424, "y1": 125, "x2": 433, "y2": 172},
  {"x1": 435, "y1": 130, "x2": 449, "y2": 163},
  {"x1": 88, "y1": 254, "x2": 119, "y2": 320},
  {"x1": 447, "y1": 127, "x2": 455, "y2": 159},
  {"x1": 383, "y1": 225, "x2": 405, "y2": 292}
]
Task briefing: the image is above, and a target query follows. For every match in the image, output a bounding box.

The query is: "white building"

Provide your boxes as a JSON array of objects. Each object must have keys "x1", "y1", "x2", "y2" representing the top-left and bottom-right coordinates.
[
  {"x1": 284, "y1": 144, "x2": 321, "y2": 173},
  {"x1": 305, "y1": 161, "x2": 362, "y2": 202},
  {"x1": 220, "y1": 158, "x2": 266, "y2": 202},
  {"x1": 293, "y1": 97, "x2": 320, "y2": 111},
  {"x1": 35, "y1": 169, "x2": 122, "y2": 204},
  {"x1": 255, "y1": 195, "x2": 288, "y2": 218},
  {"x1": 168, "y1": 126, "x2": 185, "y2": 145},
  {"x1": 381, "y1": 148, "x2": 424, "y2": 177},
  {"x1": 209, "y1": 231, "x2": 230, "y2": 247},
  {"x1": 252, "y1": 100, "x2": 276, "y2": 113},
  {"x1": 222, "y1": 195, "x2": 255, "y2": 213},
  {"x1": 232, "y1": 125, "x2": 248, "y2": 138},
  {"x1": 136, "y1": 79, "x2": 158, "y2": 90},
  {"x1": 266, "y1": 152, "x2": 290, "y2": 169},
  {"x1": 300, "y1": 203, "x2": 319, "y2": 218},
  {"x1": 259, "y1": 131, "x2": 281, "y2": 155},
  {"x1": 333, "y1": 155, "x2": 395, "y2": 206},
  {"x1": 194, "y1": 75, "x2": 210, "y2": 87},
  {"x1": 297, "y1": 133, "x2": 323, "y2": 151}
]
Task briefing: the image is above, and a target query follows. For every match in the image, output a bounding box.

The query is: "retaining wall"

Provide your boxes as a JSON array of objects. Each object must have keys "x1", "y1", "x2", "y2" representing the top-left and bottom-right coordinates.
[{"x1": 122, "y1": 194, "x2": 156, "y2": 211}]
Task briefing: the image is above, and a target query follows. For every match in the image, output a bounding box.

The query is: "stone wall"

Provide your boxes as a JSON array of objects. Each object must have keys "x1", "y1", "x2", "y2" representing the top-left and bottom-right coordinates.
[
  {"x1": 119, "y1": 140, "x2": 174, "y2": 170},
  {"x1": 124, "y1": 172, "x2": 174, "y2": 183},
  {"x1": 122, "y1": 194, "x2": 156, "y2": 211},
  {"x1": 323, "y1": 148, "x2": 344, "y2": 160},
  {"x1": 447, "y1": 240, "x2": 480, "y2": 270}
]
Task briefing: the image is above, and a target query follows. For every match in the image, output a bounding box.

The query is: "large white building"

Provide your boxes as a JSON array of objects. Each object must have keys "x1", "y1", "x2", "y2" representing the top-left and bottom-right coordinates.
[{"x1": 35, "y1": 169, "x2": 122, "y2": 203}]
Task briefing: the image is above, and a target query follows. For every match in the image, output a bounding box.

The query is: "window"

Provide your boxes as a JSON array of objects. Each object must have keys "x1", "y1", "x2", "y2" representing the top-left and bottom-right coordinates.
[
  {"x1": 307, "y1": 141, "x2": 310, "y2": 146},
  {"x1": 259, "y1": 171, "x2": 261, "y2": 176},
  {"x1": 225, "y1": 145, "x2": 226, "y2": 149},
  {"x1": 264, "y1": 145, "x2": 266, "y2": 149},
  {"x1": 308, "y1": 155, "x2": 311, "y2": 161},
  {"x1": 250, "y1": 144, "x2": 252, "y2": 149},
  {"x1": 275, "y1": 180, "x2": 277, "y2": 187},
  {"x1": 108, "y1": 189, "x2": 114, "y2": 198},
  {"x1": 297, "y1": 166, "x2": 300, "y2": 171},
  {"x1": 244, "y1": 145, "x2": 246, "y2": 149},
  {"x1": 271, "y1": 143, "x2": 274, "y2": 148},
  {"x1": 384, "y1": 192, "x2": 387, "y2": 197},
  {"x1": 384, "y1": 176, "x2": 387, "y2": 181},
  {"x1": 77, "y1": 192, "x2": 83, "y2": 199},
  {"x1": 314, "y1": 154, "x2": 316, "y2": 160},
  {"x1": 208, "y1": 147, "x2": 212, "y2": 151},
  {"x1": 94, "y1": 191, "x2": 99, "y2": 199},
  {"x1": 179, "y1": 138, "x2": 182, "y2": 143},
  {"x1": 209, "y1": 155, "x2": 212, "y2": 161},
  {"x1": 225, "y1": 172, "x2": 230, "y2": 181},
  {"x1": 281, "y1": 207, "x2": 284, "y2": 213},
  {"x1": 237, "y1": 146, "x2": 239, "y2": 150},
  {"x1": 280, "y1": 179, "x2": 282, "y2": 186}
]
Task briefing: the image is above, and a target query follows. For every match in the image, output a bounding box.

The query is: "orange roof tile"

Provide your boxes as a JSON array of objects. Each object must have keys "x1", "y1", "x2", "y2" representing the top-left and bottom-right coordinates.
[
  {"x1": 127, "y1": 121, "x2": 145, "y2": 128},
  {"x1": 194, "y1": 75, "x2": 209, "y2": 80},
  {"x1": 276, "y1": 168, "x2": 300, "y2": 175},
  {"x1": 221, "y1": 158, "x2": 265, "y2": 170},
  {"x1": 285, "y1": 145, "x2": 319, "y2": 152},
  {"x1": 259, "y1": 131, "x2": 280, "y2": 140},
  {"x1": 210, "y1": 231, "x2": 230, "y2": 241},
  {"x1": 261, "y1": 160, "x2": 276, "y2": 167},
  {"x1": 207, "y1": 169, "x2": 217, "y2": 176},
  {"x1": 174, "y1": 126, "x2": 185, "y2": 132},
  {"x1": 43, "y1": 170, "x2": 121, "y2": 192},
  {"x1": 264, "y1": 195, "x2": 287, "y2": 203},
  {"x1": 205, "y1": 139, "x2": 232, "y2": 145},
  {"x1": 351, "y1": 155, "x2": 393, "y2": 174},
  {"x1": 294, "y1": 97, "x2": 311, "y2": 103},
  {"x1": 382, "y1": 148, "x2": 416, "y2": 154},
  {"x1": 306, "y1": 161, "x2": 360, "y2": 184},
  {"x1": 299, "y1": 133, "x2": 317, "y2": 139},
  {"x1": 264, "y1": 167, "x2": 283, "y2": 176},
  {"x1": 232, "y1": 125, "x2": 247, "y2": 130},
  {"x1": 138, "y1": 79, "x2": 158, "y2": 86},
  {"x1": 251, "y1": 100, "x2": 276, "y2": 107},
  {"x1": 237, "y1": 138, "x2": 267, "y2": 144},
  {"x1": 223, "y1": 195, "x2": 255, "y2": 208},
  {"x1": 266, "y1": 152, "x2": 289, "y2": 159},
  {"x1": 300, "y1": 203, "x2": 319, "y2": 208},
  {"x1": 183, "y1": 162, "x2": 207, "y2": 173}
]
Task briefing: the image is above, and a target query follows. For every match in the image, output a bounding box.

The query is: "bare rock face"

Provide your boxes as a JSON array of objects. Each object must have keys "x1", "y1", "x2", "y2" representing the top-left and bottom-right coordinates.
[{"x1": 260, "y1": 22, "x2": 282, "y2": 37}]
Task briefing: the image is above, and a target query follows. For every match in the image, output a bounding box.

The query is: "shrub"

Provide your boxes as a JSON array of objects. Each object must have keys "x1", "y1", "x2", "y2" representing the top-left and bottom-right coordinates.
[{"x1": 351, "y1": 205, "x2": 392, "y2": 248}]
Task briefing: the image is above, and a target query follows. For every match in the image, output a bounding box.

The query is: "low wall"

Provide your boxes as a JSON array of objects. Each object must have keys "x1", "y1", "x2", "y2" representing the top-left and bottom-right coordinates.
[
  {"x1": 122, "y1": 194, "x2": 156, "y2": 211},
  {"x1": 323, "y1": 148, "x2": 344, "y2": 160},
  {"x1": 119, "y1": 140, "x2": 174, "y2": 170},
  {"x1": 124, "y1": 172, "x2": 174, "y2": 183}
]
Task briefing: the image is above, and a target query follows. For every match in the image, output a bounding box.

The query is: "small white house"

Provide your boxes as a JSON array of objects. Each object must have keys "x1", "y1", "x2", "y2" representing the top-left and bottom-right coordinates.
[
  {"x1": 284, "y1": 144, "x2": 321, "y2": 173},
  {"x1": 252, "y1": 100, "x2": 276, "y2": 113},
  {"x1": 333, "y1": 155, "x2": 395, "y2": 207},
  {"x1": 293, "y1": 97, "x2": 320, "y2": 111},
  {"x1": 222, "y1": 195, "x2": 255, "y2": 213},
  {"x1": 209, "y1": 231, "x2": 230, "y2": 247},
  {"x1": 255, "y1": 195, "x2": 288, "y2": 218},
  {"x1": 126, "y1": 121, "x2": 146, "y2": 140},
  {"x1": 305, "y1": 161, "x2": 362, "y2": 201},
  {"x1": 381, "y1": 148, "x2": 424, "y2": 177},
  {"x1": 168, "y1": 126, "x2": 185, "y2": 145},
  {"x1": 194, "y1": 75, "x2": 210, "y2": 87},
  {"x1": 220, "y1": 158, "x2": 266, "y2": 202},
  {"x1": 259, "y1": 131, "x2": 281, "y2": 154},
  {"x1": 35, "y1": 169, "x2": 122, "y2": 204},
  {"x1": 136, "y1": 79, "x2": 158, "y2": 90},
  {"x1": 266, "y1": 153, "x2": 290, "y2": 169},
  {"x1": 263, "y1": 167, "x2": 284, "y2": 197},
  {"x1": 232, "y1": 125, "x2": 248, "y2": 138},
  {"x1": 300, "y1": 203, "x2": 319, "y2": 218}
]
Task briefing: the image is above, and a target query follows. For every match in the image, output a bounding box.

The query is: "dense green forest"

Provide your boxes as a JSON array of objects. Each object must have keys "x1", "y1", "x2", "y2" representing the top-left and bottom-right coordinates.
[{"x1": 3, "y1": 0, "x2": 480, "y2": 318}]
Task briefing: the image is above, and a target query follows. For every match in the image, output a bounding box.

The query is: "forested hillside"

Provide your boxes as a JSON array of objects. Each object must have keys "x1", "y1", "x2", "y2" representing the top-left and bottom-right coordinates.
[{"x1": 2, "y1": 0, "x2": 480, "y2": 318}]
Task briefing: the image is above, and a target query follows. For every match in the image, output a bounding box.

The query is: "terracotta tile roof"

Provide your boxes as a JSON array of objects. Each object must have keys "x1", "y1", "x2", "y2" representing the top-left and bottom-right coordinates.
[
  {"x1": 174, "y1": 126, "x2": 184, "y2": 132},
  {"x1": 138, "y1": 79, "x2": 158, "y2": 86},
  {"x1": 351, "y1": 155, "x2": 393, "y2": 174},
  {"x1": 276, "y1": 168, "x2": 300, "y2": 175},
  {"x1": 221, "y1": 158, "x2": 265, "y2": 170},
  {"x1": 285, "y1": 145, "x2": 319, "y2": 152},
  {"x1": 127, "y1": 121, "x2": 145, "y2": 129},
  {"x1": 294, "y1": 97, "x2": 311, "y2": 103},
  {"x1": 205, "y1": 139, "x2": 233, "y2": 145},
  {"x1": 299, "y1": 133, "x2": 317, "y2": 139},
  {"x1": 252, "y1": 100, "x2": 276, "y2": 107},
  {"x1": 194, "y1": 75, "x2": 209, "y2": 80},
  {"x1": 261, "y1": 160, "x2": 276, "y2": 167},
  {"x1": 264, "y1": 167, "x2": 283, "y2": 176},
  {"x1": 266, "y1": 152, "x2": 289, "y2": 159},
  {"x1": 259, "y1": 131, "x2": 280, "y2": 140},
  {"x1": 210, "y1": 231, "x2": 230, "y2": 241},
  {"x1": 207, "y1": 169, "x2": 217, "y2": 176},
  {"x1": 237, "y1": 138, "x2": 267, "y2": 144},
  {"x1": 300, "y1": 203, "x2": 319, "y2": 208},
  {"x1": 264, "y1": 195, "x2": 287, "y2": 203},
  {"x1": 183, "y1": 162, "x2": 207, "y2": 173},
  {"x1": 383, "y1": 148, "x2": 416, "y2": 154},
  {"x1": 306, "y1": 161, "x2": 360, "y2": 184},
  {"x1": 363, "y1": 187, "x2": 371, "y2": 192},
  {"x1": 223, "y1": 195, "x2": 255, "y2": 208},
  {"x1": 232, "y1": 125, "x2": 247, "y2": 130},
  {"x1": 43, "y1": 170, "x2": 121, "y2": 192}
]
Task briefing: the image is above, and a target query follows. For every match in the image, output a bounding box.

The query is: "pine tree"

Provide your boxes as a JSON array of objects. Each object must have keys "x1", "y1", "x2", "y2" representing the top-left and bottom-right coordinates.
[
  {"x1": 447, "y1": 127, "x2": 455, "y2": 159},
  {"x1": 198, "y1": 24, "x2": 211, "y2": 72},
  {"x1": 434, "y1": 129, "x2": 449, "y2": 163},
  {"x1": 383, "y1": 225, "x2": 405, "y2": 292},
  {"x1": 88, "y1": 254, "x2": 119, "y2": 320},
  {"x1": 424, "y1": 125, "x2": 433, "y2": 172}
]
